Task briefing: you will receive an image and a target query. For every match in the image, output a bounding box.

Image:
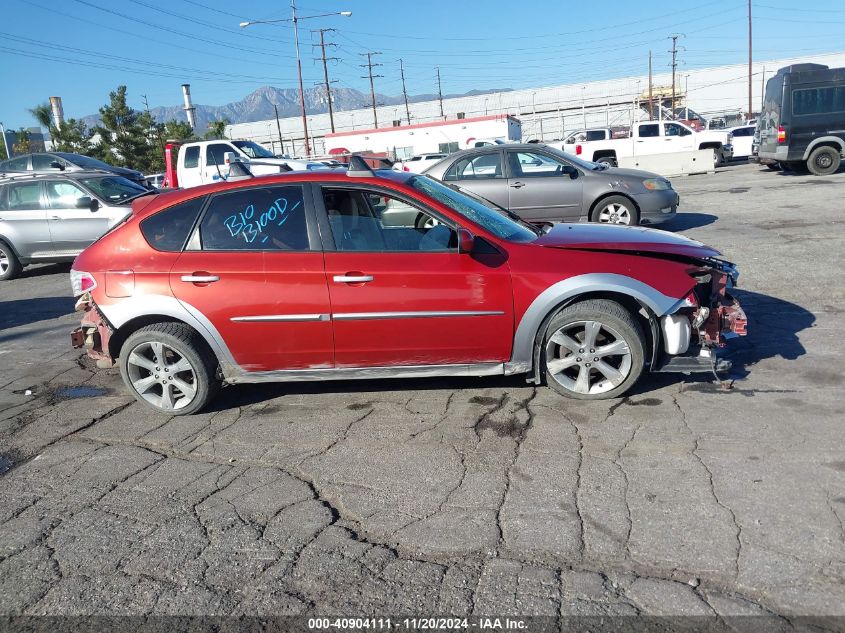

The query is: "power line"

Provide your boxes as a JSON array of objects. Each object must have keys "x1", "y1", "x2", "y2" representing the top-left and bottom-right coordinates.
[{"x1": 359, "y1": 52, "x2": 382, "y2": 128}]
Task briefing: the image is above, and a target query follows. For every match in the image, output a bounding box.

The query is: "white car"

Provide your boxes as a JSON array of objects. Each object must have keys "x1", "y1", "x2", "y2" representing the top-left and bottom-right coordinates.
[
  {"x1": 395, "y1": 153, "x2": 449, "y2": 173},
  {"x1": 726, "y1": 125, "x2": 755, "y2": 160}
]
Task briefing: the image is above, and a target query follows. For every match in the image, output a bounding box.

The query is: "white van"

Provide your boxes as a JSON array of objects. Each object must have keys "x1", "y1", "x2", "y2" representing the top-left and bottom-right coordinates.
[{"x1": 176, "y1": 140, "x2": 327, "y2": 188}]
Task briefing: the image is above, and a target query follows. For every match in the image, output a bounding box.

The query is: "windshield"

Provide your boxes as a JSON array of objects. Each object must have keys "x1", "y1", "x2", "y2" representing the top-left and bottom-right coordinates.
[
  {"x1": 232, "y1": 141, "x2": 275, "y2": 159},
  {"x1": 80, "y1": 176, "x2": 149, "y2": 204},
  {"x1": 408, "y1": 175, "x2": 537, "y2": 243},
  {"x1": 56, "y1": 153, "x2": 116, "y2": 170}
]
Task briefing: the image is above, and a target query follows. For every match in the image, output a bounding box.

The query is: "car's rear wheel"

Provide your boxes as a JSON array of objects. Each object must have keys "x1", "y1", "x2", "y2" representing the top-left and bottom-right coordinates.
[
  {"x1": 591, "y1": 196, "x2": 639, "y2": 226},
  {"x1": 542, "y1": 299, "x2": 645, "y2": 400},
  {"x1": 807, "y1": 146, "x2": 841, "y2": 176},
  {"x1": 0, "y1": 241, "x2": 22, "y2": 281},
  {"x1": 119, "y1": 323, "x2": 220, "y2": 415},
  {"x1": 766, "y1": 162, "x2": 782, "y2": 171},
  {"x1": 596, "y1": 156, "x2": 617, "y2": 168}
]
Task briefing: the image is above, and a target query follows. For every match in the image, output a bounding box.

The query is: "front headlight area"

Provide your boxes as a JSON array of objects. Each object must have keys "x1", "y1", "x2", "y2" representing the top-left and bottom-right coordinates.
[{"x1": 642, "y1": 178, "x2": 672, "y2": 191}]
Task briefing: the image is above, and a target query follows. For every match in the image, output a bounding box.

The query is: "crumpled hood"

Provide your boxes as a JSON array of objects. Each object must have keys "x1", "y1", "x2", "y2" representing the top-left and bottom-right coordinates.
[{"x1": 533, "y1": 223, "x2": 721, "y2": 259}]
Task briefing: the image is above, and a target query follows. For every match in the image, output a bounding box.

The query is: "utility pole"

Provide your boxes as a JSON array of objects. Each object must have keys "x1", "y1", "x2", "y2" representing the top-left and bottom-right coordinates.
[
  {"x1": 313, "y1": 28, "x2": 339, "y2": 133},
  {"x1": 399, "y1": 58, "x2": 411, "y2": 125},
  {"x1": 436, "y1": 67, "x2": 445, "y2": 120},
  {"x1": 360, "y1": 52, "x2": 383, "y2": 128},
  {"x1": 748, "y1": 0, "x2": 753, "y2": 118},
  {"x1": 670, "y1": 35, "x2": 679, "y2": 119},
  {"x1": 273, "y1": 104, "x2": 285, "y2": 156},
  {"x1": 648, "y1": 50, "x2": 653, "y2": 119}
]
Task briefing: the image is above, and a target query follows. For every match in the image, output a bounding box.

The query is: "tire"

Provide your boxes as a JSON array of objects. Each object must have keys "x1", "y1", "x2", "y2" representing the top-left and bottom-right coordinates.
[
  {"x1": 119, "y1": 322, "x2": 220, "y2": 415},
  {"x1": 590, "y1": 195, "x2": 639, "y2": 226},
  {"x1": 414, "y1": 212, "x2": 439, "y2": 229},
  {"x1": 542, "y1": 299, "x2": 646, "y2": 400},
  {"x1": 0, "y1": 241, "x2": 23, "y2": 281},
  {"x1": 596, "y1": 156, "x2": 617, "y2": 168},
  {"x1": 765, "y1": 162, "x2": 781, "y2": 171},
  {"x1": 806, "y1": 146, "x2": 841, "y2": 176}
]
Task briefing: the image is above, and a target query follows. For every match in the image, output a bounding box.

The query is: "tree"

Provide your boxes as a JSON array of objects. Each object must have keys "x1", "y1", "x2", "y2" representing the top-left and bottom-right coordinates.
[
  {"x1": 162, "y1": 120, "x2": 196, "y2": 141},
  {"x1": 30, "y1": 101, "x2": 94, "y2": 155},
  {"x1": 12, "y1": 128, "x2": 32, "y2": 155},
  {"x1": 91, "y1": 85, "x2": 160, "y2": 173},
  {"x1": 205, "y1": 118, "x2": 230, "y2": 140}
]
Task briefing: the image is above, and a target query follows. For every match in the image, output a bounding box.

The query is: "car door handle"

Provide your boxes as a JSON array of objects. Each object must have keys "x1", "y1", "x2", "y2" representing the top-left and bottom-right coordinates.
[
  {"x1": 50, "y1": 216, "x2": 62, "y2": 220},
  {"x1": 333, "y1": 274, "x2": 374, "y2": 283},
  {"x1": 509, "y1": 181, "x2": 525, "y2": 188},
  {"x1": 181, "y1": 274, "x2": 219, "y2": 283}
]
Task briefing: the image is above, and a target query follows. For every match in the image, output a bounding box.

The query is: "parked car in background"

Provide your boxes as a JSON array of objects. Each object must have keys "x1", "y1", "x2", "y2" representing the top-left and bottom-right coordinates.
[
  {"x1": 70, "y1": 162, "x2": 745, "y2": 414},
  {"x1": 554, "y1": 128, "x2": 614, "y2": 155},
  {"x1": 172, "y1": 140, "x2": 327, "y2": 188},
  {"x1": 145, "y1": 173, "x2": 165, "y2": 189},
  {"x1": 0, "y1": 171, "x2": 151, "y2": 280},
  {"x1": 758, "y1": 63, "x2": 845, "y2": 175},
  {"x1": 0, "y1": 152, "x2": 149, "y2": 188},
  {"x1": 727, "y1": 125, "x2": 756, "y2": 160},
  {"x1": 395, "y1": 153, "x2": 449, "y2": 173},
  {"x1": 563, "y1": 121, "x2": 733, "y2": 168},
  {"x1": 423, "y1": 144, "x2": 678, "y2": 226}
]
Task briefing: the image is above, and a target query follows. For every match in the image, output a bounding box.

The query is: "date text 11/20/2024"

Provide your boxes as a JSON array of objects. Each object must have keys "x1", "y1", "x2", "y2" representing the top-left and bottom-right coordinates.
[{"x1": 307, "y1": 617, "x2": 528, "y2": 630}]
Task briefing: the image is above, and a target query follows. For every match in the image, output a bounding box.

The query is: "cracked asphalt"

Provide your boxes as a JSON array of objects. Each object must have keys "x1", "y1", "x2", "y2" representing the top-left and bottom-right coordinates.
[{"x1": 0, "y1": 163, "x2": 844, "y2": 622}]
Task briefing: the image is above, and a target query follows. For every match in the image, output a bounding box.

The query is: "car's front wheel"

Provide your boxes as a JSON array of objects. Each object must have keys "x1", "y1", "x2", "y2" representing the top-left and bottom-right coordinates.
[
  {"x1": 119, "y1": 323, "x2": 220, "y2": 415},
  {"x1": 591, "y1": 196, "x2": 639, "y2": 225},
  {"x1": 542, "y1": 299, "x2": 645, "y2": 400}
]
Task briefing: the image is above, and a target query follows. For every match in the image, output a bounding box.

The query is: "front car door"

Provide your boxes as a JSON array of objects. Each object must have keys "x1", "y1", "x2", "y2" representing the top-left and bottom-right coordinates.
[
  {"x1": 0, "y1": 181, "x2": 52, "y2": 259},
  {"x1": 202, "y1": 143, "x2": 237, "y2": 185},
  {"x1": 504, "y1": 149, "x2": 583, "y2": 221},
  {"x1": 441, "y1": 150, "x2": 509, "y2": 209},
  {"x1": 44, "y1": 179, "x2": 111, "y2": 254},
  {"x1": 169, "y1": 184, "x2": 333, "y2": 372},
  {"x1": 663, "y1": 122, "x2": 695, "y2": 151},
  {"x1": 316, "y1": 182, "x2": 513, "y2": 368}
]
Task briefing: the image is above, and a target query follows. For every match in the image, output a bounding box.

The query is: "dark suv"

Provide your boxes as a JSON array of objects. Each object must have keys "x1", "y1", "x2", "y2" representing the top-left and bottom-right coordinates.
[{"x1": 0, "y1": 152, "x2": 148, "y2": 188}]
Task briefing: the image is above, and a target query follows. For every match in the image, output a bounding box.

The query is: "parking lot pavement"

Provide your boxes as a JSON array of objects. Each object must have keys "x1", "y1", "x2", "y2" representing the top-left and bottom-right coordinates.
[{"x1": 1, "y1": 162, "x2": 844, "y2": 619}]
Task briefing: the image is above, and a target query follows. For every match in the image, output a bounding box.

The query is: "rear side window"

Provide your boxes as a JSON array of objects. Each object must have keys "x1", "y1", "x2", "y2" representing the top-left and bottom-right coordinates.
[
  {"x1": 183, "y1": 146, "x2": 200, "y2": 169},
  {"x1": 445, "y1": 153, "x2": 502, "y2": 180},
  {"x1": 0, "y1": 156, "x2": 29, "y2": 171},
  {"x1": 199, "y1": 186, "x2": 308, "y2": 251},
  {"x1": 639, "y1": 124, "x2": 660, "y2": 137},
  {"x1": 792, "y1": 86, "x2": 845, "y2": 116},
  {"x1": 585, "y1": 130, "x2": 606, "y2": 141},
  {"x1": 3, "y1": 182, "x2": 42, "y2": 210},
  {"x1": 140, "y1": 196, "x2": 206, "y2": 252}
]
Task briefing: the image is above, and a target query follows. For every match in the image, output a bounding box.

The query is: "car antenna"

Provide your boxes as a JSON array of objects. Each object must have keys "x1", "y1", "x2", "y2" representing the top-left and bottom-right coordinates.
[{"x1": 346, "y1": 155, "x2": 375, "y2": 178}]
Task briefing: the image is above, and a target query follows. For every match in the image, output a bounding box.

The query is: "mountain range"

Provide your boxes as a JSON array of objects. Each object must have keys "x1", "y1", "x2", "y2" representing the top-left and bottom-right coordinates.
[{"x1": 81, "y1": 85, "x2": 513, "y2": 131}]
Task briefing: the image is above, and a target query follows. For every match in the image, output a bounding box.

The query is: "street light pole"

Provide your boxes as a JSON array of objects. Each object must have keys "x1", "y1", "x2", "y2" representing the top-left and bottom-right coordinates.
[
  {"x1": 0, "y1": 122, "x2": 10, "y2": 159},
  {"x1": 240, "y1": 6, "x2": 351, "y2": 158}
]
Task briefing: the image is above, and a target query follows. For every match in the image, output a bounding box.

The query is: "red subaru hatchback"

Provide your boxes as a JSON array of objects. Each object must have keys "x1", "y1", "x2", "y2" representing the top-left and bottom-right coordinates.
[{"x1": 70, "y1": 162, "x2": 746, "y2": 415}]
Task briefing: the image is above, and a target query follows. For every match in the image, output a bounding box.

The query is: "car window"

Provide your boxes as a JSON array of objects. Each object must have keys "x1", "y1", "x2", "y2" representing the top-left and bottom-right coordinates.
[
  {"x1": 80, "y1": 176, "x2": 148, "y2": 204},
  {"x1": 140, "y1": 196, "x2": 207, "y2": 252},
  {"x1": 507, "y1": 151, "x2": 566, "y2": 177},
  {"x1": 0, "y1": 156, "x2": 30, "y2": 171},
  {"x1": 200, "y1": 186, "x2": 308, "y2": 251},
  {"x1": 55, "y1": 153, "x2": 113, "y2": 170},
  {"x1": 732, "y1": 127, "x2": 753, "y2": 137},
  {"x1": 4, "y1": 182, "x2": 42, "y2": 210},
  {"x1": 638, "y1": 124, "x2": 660, "y2": 138},
  {"x1": 184, "y1": 146, "x2": 200, "y2": 169},
  {"x1": 206, "y1": 143, "x2": 235, "y2": 167},
  {"x1": 585, "y1": 130, "x2": 606, "y2": 141},
  {"x1": 32, "y1": 154, "x2": 63, "y2": 170},
  {"x1": 45, "y1": 181, "x2": 87, "y2": 209},
  {"x1": 323, "y1": 187, "x2": 455, "y2": 252},
  {"x1": 232, "y1": 140, "x2": 274, "y2": 158},
  {"x1": 444, "y1": 153, "x2": 502, "y2": 181}
]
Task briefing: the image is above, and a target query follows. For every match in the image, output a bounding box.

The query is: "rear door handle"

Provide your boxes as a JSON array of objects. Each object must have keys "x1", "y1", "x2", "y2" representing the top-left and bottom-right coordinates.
[
  {"x1": 333, "y1": 274, "x2": 374, "y2": 284},
  {"x1": 181, "y1": 274, "x2": 219, "y2": 283},
  {"x1": 509, "y1": 181, "x2": 525, "y2": 189}
]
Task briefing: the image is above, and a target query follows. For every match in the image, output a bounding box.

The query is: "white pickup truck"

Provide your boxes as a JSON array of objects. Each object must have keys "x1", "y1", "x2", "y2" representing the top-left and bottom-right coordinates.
[
  {"x1": 551, "y1": 121, "x2": 733, "y2": 167},
  {"x1": 175, "y1": 140, "x2": 328, "y2": 188}
]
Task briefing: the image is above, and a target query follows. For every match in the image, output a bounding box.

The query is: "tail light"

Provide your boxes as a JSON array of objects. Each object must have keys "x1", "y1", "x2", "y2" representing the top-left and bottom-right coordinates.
[
  {"x1": 70, "y1": 269, "x2": 97, "y2": 297},
  {"x1": 575, "y1": 144, "x2": 582, "y2": 155},
  {"x1": 403, "y1": 165, "x2": 410, "y2": 172},
  {"x1": 777, "y1": 126, "x2": 786, "y2": 144}
]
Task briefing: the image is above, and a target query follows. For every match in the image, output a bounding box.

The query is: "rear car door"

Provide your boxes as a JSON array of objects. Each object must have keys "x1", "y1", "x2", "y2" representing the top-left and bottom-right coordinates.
[
  {"x1": 317, "y1": 183, "x2": 513, "y2": 367},
  {"x1": 635, "y1": 122, "x2": 662, "y2": 155},
  {"x1": 505, "y1": 149, "x2": 583, "y2": 221},
  {"x1": 441, "y1": 150, "x2": 509, "y2": 209},
  {"x1": 169, "y1": 184, "x2": 333, "y2": 372},
  {"x1": 0, "y1": 181, "x2": 52, "y2": 258},
  {"x1": 44, "y1": 179, "x2": 111, "y2": 254}
]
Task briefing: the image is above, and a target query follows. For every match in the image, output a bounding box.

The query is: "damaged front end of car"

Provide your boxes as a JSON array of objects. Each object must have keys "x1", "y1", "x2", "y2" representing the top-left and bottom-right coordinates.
[{"x1": 653, "y1": 258, "x2": 748, "y2": 375}]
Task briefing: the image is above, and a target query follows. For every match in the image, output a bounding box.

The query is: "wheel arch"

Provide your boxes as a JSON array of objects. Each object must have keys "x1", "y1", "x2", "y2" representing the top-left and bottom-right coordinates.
[
  {"x1": 507, "y1": 274, "x2": 676, "y2": 382},
  {"x1": 698, "y1": 141, "x2": 722, "y2": 150},
  {"x1": 802, "y1": 137, "x2": 845, "y2": 161},
  {"x1": 590, "y1": 149, "x2": 617, "y2": 161}
]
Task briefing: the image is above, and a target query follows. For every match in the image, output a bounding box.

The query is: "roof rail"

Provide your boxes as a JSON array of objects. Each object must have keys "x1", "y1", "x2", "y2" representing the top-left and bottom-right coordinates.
[{"x1": 346, "y1": 155, "x2": 376, "y2": 177}]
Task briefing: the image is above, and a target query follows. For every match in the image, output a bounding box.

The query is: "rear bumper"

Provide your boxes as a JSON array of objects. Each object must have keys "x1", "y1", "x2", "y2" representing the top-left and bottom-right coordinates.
[{"x1": 70, "y1": 296, "x2": 115, "y2": 368}]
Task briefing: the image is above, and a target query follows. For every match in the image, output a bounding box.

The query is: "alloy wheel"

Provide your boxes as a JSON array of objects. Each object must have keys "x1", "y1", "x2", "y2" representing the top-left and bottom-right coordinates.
[
  {"x1": 0, "y1": 248, "x2": 8, "y2": 276},
  {"x1": 545, "y1": 320, "x2": 633, "y2": 395},
  {"x1": 126, "y1": 340, "x2": 198, "y2": 411},
  {"x1": 597, "y1": 203, "x2": 632, "y2": 225}
]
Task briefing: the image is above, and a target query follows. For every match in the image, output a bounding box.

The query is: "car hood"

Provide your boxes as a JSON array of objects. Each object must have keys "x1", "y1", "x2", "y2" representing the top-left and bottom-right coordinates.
[
  {"x1": 600, "y1": 166, "x2": 663, "y2": 180},
  {"x1": 533, "y1": 223, "x2": 721, "y2": 259}
]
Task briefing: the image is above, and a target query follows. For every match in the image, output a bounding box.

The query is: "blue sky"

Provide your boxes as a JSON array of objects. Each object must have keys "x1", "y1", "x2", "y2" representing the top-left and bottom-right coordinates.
[{"x1": 2, "y1": 0, "x2": 845, "y2": 129}]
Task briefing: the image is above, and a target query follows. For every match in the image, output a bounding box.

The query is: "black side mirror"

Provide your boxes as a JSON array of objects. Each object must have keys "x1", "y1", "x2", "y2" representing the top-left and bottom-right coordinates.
[
  {"x1": 76, "y1": 196, "x2": 100, "y2": 212},
  {"x1": 49, "y1": 161, "x2": 65, "y2": 171},
  {"x1": 562, "y1": 165, "x2": 579, "y2": 179},
  {"x1": 457, "y1": 228, "x2": 475, "y2": 254}
]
